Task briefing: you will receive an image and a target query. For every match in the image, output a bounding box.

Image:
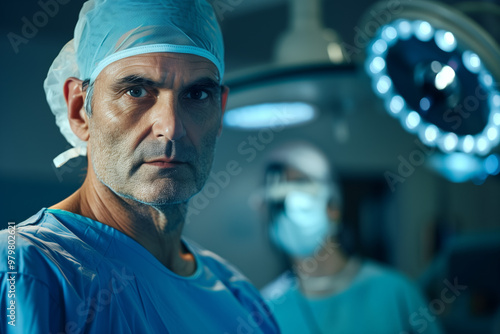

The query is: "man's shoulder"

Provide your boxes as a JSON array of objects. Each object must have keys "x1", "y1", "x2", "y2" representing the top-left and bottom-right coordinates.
[
  {"x1": 1, "y1": 208, "x2": 78, "y2": 249},
  {"x1": 0, "y1": 208, "x2": 101, "y2": 279},
  {"x1": 3, "y1": 208, "x2": 47, "y2": 231},
  {"x1": 1, "y1": 208, "x2": 55, "y2": 250}
]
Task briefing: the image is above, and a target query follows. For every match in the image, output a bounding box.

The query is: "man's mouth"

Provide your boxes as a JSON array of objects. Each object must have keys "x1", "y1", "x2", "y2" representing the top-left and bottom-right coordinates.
[{"x1": 144, "y1": 158, "x2": 186, "y2": 168}]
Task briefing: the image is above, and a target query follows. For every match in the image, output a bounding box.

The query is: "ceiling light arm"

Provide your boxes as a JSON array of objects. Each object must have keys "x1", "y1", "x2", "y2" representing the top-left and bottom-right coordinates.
[{"x1": 289, "y1": 0, "x2": 323, "y2": 31}]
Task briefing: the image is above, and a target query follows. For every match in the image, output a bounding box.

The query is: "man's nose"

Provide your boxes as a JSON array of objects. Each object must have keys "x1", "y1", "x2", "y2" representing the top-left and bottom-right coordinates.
[{"x1": 151, "y1": 93, "x2": 186, "y2": 141}]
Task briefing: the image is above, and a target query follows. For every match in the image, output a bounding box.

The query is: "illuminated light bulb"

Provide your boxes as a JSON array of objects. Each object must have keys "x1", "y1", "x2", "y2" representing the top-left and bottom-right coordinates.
[
  {"x1": 462, "y1": 135, "x2": 474, "y2": 153},
  {"x1": 395, "y1": 20, "x2": 412, "y2": 40},
  {"x1": 389, "y1": 95, "x2": 404, "y2": 114},
  {"x1": 477, "y1": 137, "x2": 489, "y2": 153},
  {"x1": 463, "y1": 50, "x2": 481, "y2": 73},
  {"x1": 435, "y1": 30, "x2": 457, "y2": 52},
  {"x1": 434, "y1": 66, "x2": 455, "y2": 90},
  {"x1": 431, "y1": 61, "x2": 442, "y2": 73},
  {"x1": 493, "y1": 113, "x2": 500, "y2": 126},
  {"x1": 424, "y1": 125, "x2": 438, "y2": 142},
  {"x1": 376, "y1": 75, "x2": 391, "y2": 95},
  {"x1": 406, "y1": 111, "x2": 421, "y2": 129},
  {"x1": 420, "y1": 97, "x2": 431, "y2": 111},
  {"x1": 414, "y1": 21, "x2": 434, "y2": 41},
  {"x1": 369, "y1": 57, "x2": 386, "y2": 74},
  {"x1": 443, "y1": 133, "x2": 458, "y2": 151},
  {"x1": 382, "y1": 26, "x2": 398, "y2": 42},
  {"x1": 480, "y1": 72, "x2": 493, "y2": 87},
  {"x1": 492, "y1": 93, "x2": 500, "y2": 107},
  {"x1": 487, "y1": 127, "x2": 498, "y2": 141},
  {"x1": 372, "y1": 39, "x2": 388, "y2": 55},
  {"x1": 224, "y1": 102, "x2": 315, "y2": 129}
]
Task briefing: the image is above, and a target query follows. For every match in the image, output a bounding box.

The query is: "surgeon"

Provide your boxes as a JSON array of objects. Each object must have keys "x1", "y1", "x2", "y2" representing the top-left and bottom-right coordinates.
[
  {"x1": 260, "y1": 142, "x2": 442, "y2": 334},
  {"x1": 0, "y1": 1, "x2": 279, "y2": 333}
]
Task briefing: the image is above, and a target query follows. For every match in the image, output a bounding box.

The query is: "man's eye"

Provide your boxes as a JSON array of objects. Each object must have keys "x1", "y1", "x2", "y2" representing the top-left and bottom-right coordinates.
[
  {"x1": 187, "y1": 89, "x2": 208, "y2": 100},
  {"x1": 126, "y1": 87, "x2": 148, "y2": 98}
]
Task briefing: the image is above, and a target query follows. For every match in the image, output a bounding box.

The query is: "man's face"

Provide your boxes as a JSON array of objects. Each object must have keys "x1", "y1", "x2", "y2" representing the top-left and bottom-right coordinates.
[{"x1": 87, "y1": 53, "x2": 225, "y2": 205}]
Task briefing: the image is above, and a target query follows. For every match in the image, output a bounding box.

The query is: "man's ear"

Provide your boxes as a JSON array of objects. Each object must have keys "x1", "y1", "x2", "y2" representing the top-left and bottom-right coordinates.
[
  {"x1": 64, "y1": 77, "x2": 90, "y2": 142},
  {"x1": 218, "y1": 85, "x2": 230, "y2": 136}
]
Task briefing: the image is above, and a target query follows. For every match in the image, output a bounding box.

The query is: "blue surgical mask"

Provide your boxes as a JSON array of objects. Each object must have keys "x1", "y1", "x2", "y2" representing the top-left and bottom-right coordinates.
[{"x1": 270, "y1": 189, "x2": 333, "y2": 257}]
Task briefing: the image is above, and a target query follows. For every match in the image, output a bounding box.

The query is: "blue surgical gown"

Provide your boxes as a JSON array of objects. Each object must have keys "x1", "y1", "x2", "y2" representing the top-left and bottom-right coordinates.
[
  {"x1": 262, "y1": 260, "x2": 443, "y2": 334},
  {"x1": 0, "y1": 208, "x2": 280, "y2": 333}
]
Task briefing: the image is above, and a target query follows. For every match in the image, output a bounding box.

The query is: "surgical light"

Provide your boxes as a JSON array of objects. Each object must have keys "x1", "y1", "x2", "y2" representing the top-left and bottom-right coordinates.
[
  {"x1": 222, "y1": 0, "x2": 354, "y2": 131},
  {"x1": 224, "y1": 102, "x2": 316, "y2": 130},
  {"x1": 428, "y1": 153, "x2": 483, "y2": 183},
  {"x1": 222, "y1": 62, "x2": 357, "y2": 130},
  {"x1": 428, "y1": 152, "x2": 500, "y2": 182},
  {"x1": 362, "y1": 0, "x2": 500, "y2": 156}
]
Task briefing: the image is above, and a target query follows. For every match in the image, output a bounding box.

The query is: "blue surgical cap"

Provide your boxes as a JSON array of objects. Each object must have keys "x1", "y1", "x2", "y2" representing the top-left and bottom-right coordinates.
[{"x1": 44, "y1": 0, "x2": 224, "y2": 168}]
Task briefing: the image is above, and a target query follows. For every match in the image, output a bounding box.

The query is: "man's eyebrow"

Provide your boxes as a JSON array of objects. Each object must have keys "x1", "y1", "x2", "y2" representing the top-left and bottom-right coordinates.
[
  {"x1": 111, "y1": 74, "x2": 160, "y2": 91},
  {"x1": 111, "y1": 75, "x2": 220, "y2": 91},
  {"x1": 185, "y1": 77, "x2": 221, "y2": 90}
]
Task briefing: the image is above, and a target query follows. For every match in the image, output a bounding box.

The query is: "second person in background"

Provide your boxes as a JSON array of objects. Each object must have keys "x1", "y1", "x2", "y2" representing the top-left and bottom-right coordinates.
[{"x1": 260, "y1": 141, "x2": 443, "y2": 334}]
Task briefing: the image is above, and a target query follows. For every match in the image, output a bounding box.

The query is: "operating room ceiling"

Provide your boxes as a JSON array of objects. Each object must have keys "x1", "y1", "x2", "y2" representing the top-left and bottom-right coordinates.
[
  {"x1": 2, "y1": 0, "x2": 499, "y2": 73},
  {"x1": 219, "y1": 0, "x2": 500, "y2": 71}
]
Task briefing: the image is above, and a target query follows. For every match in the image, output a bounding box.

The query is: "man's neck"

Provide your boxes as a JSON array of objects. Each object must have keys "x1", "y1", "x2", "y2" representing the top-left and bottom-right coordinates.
[{"x1": 50, "y1": 169, "x2": 196, "y2": 277}]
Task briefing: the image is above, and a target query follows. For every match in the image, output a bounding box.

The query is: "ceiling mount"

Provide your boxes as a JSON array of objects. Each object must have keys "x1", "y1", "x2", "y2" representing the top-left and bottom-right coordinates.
[
  {"x1": 222, "y1": 0, "x2": 357, "y2": 131},
  {"x1": 274, "y1": 0, "x2": 346, "y2": 65}
]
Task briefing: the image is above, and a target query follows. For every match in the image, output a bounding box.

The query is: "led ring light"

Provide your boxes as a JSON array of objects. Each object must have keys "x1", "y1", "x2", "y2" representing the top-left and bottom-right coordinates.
[{"x1": 362, "y1": 0, "x2": 500, "y2": 156}]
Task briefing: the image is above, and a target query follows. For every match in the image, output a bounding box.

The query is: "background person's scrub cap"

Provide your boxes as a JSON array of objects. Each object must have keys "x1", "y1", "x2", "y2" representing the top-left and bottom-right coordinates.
[{"x1": 44, "y1": 0, "x2": 224, "y2": 168}]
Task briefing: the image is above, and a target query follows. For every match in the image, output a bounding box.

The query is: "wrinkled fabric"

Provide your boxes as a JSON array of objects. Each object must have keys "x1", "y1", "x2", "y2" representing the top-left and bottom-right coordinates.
[{"x1": 0, "y1": 209, "x2": 279, "y2": 334}]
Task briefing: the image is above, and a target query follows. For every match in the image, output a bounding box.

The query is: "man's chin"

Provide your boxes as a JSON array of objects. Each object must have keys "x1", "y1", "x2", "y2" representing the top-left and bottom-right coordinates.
[{"x1": 124, "y1": 185, "x2": 200, "y2": 207}]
